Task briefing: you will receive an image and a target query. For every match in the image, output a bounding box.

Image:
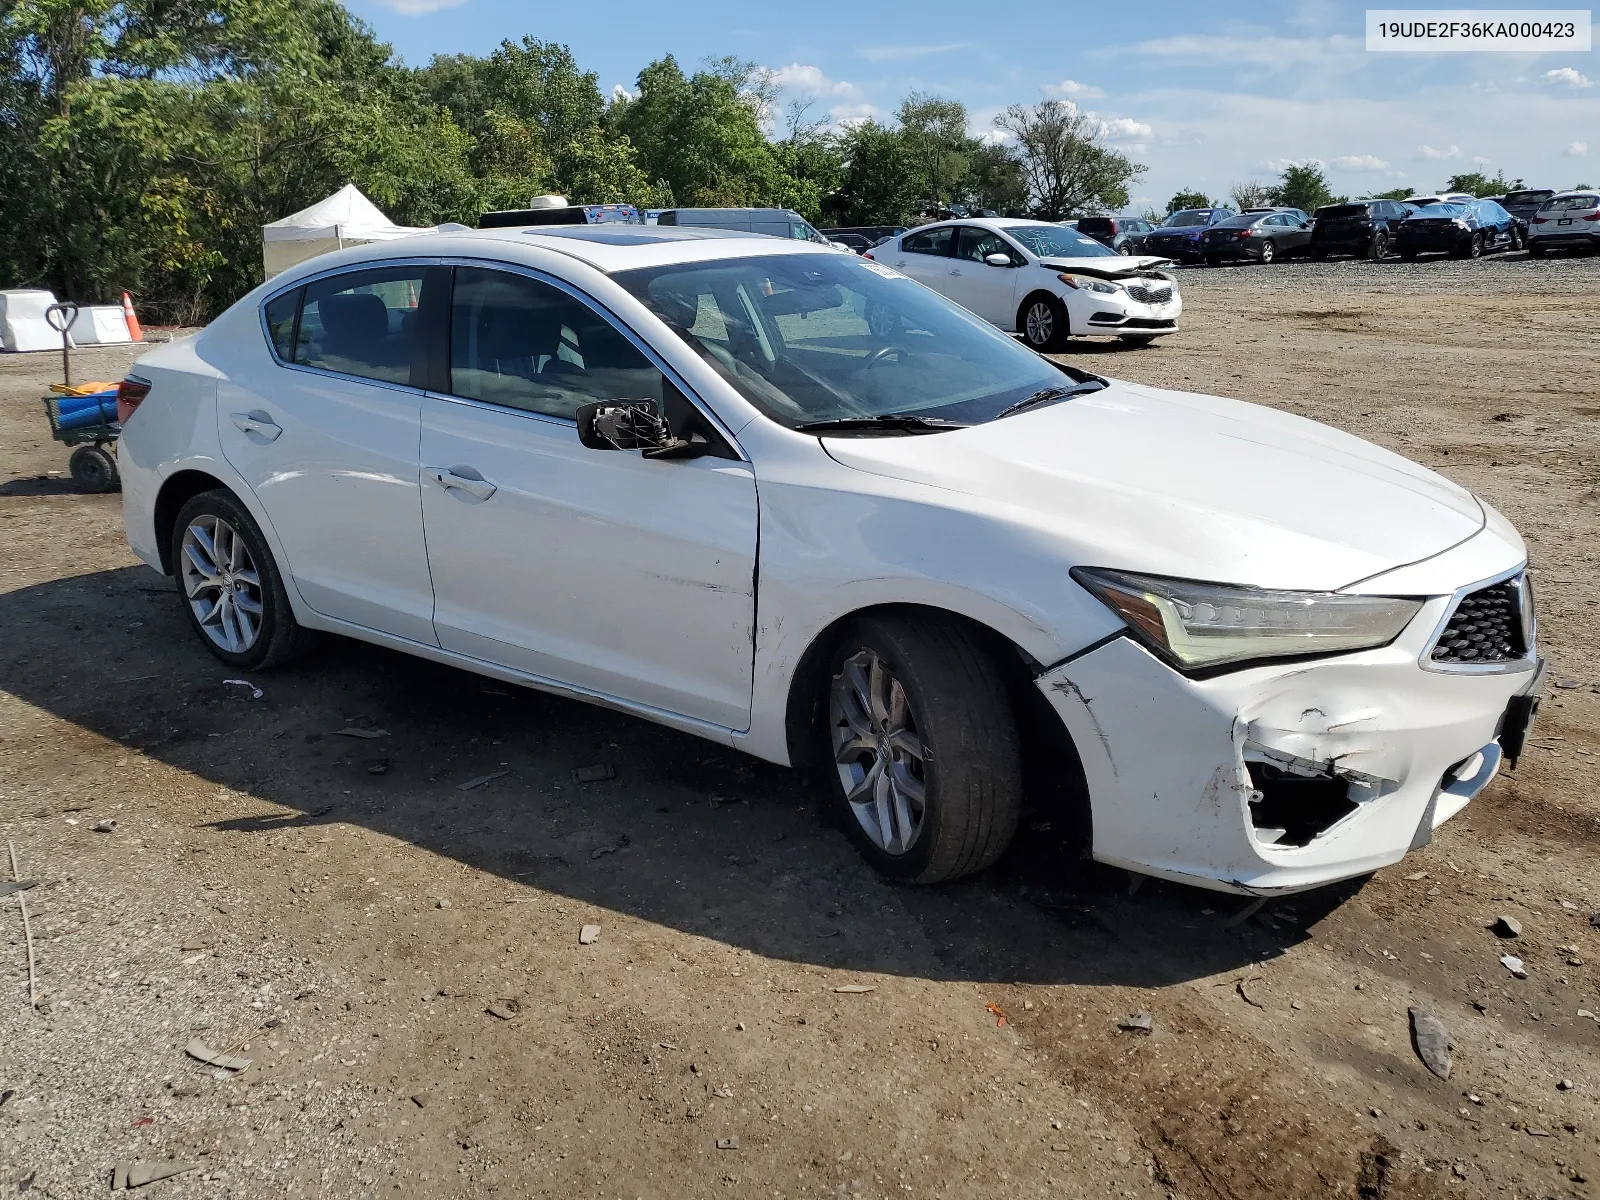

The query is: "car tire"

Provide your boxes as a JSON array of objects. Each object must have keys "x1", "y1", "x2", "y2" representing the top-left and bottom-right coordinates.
[
  {"x1": 1117, "y1": 243, "x2": 1133, "y2": 255},
  {"x1": 1019, "y1": 294, "x2": 1067, "y2": 351},
  {"x1": 820, "y1": 612, "x2": 1023, "y2": 884},
  {"x1": 1399, "y1": 248, "x2": 1418, "y2": 260},
  {"x1": 1527, "y1": 242, "x2": 1545, "y2": 258},
  {"x1": 1203, "y1": 256, "x2": 1222, "y2": 268},
  {"x1": 1310, "y1": 248, "x2": 1328, "y2": 262},
  {"x1": 1367, "y1": 232, "x2": 1388, "y2": 261},
  {"x1": 1258, "y1": 239, "x2": 1276, "y2": 264},
  {"x1": 1508, "y1": 226, "x2": 1523, "y2": 251},
  {"x1": 1462, "y1": 233, "x2": 1484, "y2": 259},
  {"x1": 170, "y1": 489, "x2": 314, "y2": 671},
  {"x1": 69, "y1": 444, "x2": 120, "y2": 493}
]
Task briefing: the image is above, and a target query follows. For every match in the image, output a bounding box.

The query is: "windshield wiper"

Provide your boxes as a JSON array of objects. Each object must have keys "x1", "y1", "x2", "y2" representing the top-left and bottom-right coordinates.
[
  {"x1": 995, "y1": 380, "x2": 1107, "y2": 420},
  {"x1": 794, "y1": 414, "x2": 970, "y2": 435}
]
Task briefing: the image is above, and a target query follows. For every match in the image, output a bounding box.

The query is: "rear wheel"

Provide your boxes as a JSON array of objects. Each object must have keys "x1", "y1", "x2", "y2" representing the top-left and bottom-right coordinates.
[
  {"x1": 69, "y1": 444, "x2": 119, "y2": 493},
  {"x1": 1257, "y1": 239, "x2": 1276, "y2": 264},
  {"x1": 1367, "y1": 231, "x2": 1389, "y2": 261},
  {"x1": 1508, "y1": 226, "x2": 1523, "y2": 251},
  {"x1": 1204, "y1": 255, "x2": 1223, "y2": 268},
  {"x1": 821, "y1": 613, "x2": 1022, "y2": 883},
  {"x1": 171, "y1": 489, "x2": 313, "y2": 671},
  {"x1": 1117, "y1": 243, "x2": 1134, "y2": 255},
  {"x1": 1019, "y1": 294, "x2": 1067, "y2": 351},
  {"x1": 1462, "y1": 233, "x2": 1485, "y2": 259}
]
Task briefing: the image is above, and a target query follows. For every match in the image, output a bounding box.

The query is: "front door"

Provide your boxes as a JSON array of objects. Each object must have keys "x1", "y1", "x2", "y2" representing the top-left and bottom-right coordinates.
[
  {"x1": 218, "y1": 264, "x2": 442, "y2": 645},
  {"x1": 419, "y1": 266, "x2": 759, "y2": 730}
]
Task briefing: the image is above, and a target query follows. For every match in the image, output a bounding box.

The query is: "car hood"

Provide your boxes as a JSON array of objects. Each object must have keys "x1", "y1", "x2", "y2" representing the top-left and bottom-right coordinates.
[
  {"x1": 1036, "y1": 255, "x2": 1174, "y2": 276},
  {"x1": 822, "y1": 380, "x2": 1486, "y2": 592}
]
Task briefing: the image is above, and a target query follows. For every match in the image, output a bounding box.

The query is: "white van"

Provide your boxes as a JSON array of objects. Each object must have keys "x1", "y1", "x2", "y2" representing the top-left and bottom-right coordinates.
[{"x1": 655, "y1": 208, "x2": 848, "y2": 249}]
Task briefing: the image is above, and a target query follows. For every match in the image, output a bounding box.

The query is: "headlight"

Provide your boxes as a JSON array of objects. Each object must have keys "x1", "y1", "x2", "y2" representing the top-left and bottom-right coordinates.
[
  {"x1": 1452, "y1": 218, "x2": 1470, "y2": 228},
  {"x1": 1058, "y1": 274, "x2": 1120, "y2": 294},
  {"x1": 1071, "y1": 568, "x2": 1422, "y2": 671}
]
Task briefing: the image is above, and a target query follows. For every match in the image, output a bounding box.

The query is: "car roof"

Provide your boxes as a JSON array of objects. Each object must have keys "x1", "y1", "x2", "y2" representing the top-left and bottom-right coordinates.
[{"x1": 266, "y1": 225, "x2": 836, "y2": 283}]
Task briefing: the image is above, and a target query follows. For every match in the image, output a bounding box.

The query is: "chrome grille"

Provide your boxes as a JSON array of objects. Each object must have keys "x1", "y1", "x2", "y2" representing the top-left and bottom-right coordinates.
[
  {"x1": 1125, "y1": 285, "x2": 1173, "y2": 305},
  {"x1": 1430, "y1": 579, "x2": 1528, "y2": 664}
]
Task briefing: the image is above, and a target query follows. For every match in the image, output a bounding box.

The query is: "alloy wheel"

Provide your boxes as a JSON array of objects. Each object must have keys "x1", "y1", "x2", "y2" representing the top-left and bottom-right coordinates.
[
  {"x1": 829, "y1": 648, "x2": 928, "y2": 856},
  {"x1": 180, "y1": 515, "x2": 264, "y2": 654},
  {"x1": 1024, "y1": 301, "x2": 1055, "y2": 347},
  {"x1": 1259, "y1": 240, "x2": 1275, "y2": 264}
]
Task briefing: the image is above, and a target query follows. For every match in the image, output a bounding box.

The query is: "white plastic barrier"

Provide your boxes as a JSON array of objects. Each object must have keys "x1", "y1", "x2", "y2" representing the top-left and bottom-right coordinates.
[
  {"x1": 67, "y1": 304, "x2": 133, "y2": 345},
  {"x1": 0, "y1": 290, "x2": 75, "y2": 353}
]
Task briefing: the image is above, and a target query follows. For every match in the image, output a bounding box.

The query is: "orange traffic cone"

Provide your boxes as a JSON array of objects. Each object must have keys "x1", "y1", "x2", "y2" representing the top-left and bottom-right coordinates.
[{"x1": 121, "y1": 292, "x2": 144, "y2": 343}]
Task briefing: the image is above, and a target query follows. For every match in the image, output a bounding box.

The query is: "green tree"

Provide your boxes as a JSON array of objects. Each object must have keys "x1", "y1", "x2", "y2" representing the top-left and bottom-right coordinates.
[
  {"x1": 826, "y1": 120, "x2": 921, "y2": 225},
  {"x1": 1445, "y1": 169, "x2": 1523, "y2": 197},
  {"x1": 1167, "y1": 190, "x2": 1211, "y2": 213},
  {"x1": 992, "y1": 100, "x2": 1143, "y2": 219},
  {"x1": 897, "y1": 92, "x2": 971, "y2": 211},
  {"x1": 1229, "y1": 180, "x2": 1273, "y2": 210},
  {"x1": 966, "y1": 141, "x2": 1029, "y2": 215},
  {"x1": 1366, "y1": 186, "x2": 1413, "y2": 200},
  {"x1": 1268, "y1": 163, "x2": 1340, "y2": 212}
]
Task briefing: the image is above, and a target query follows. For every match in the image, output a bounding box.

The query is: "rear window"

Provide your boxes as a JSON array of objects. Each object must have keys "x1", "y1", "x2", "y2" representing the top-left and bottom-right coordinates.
[
  {"x1": 264, "y1": 287, "x2": 300, "y2": 361},
  {"x1": 1213, "y1": 214, "x2": 1260, "y2": 228},
  {"x1": 1544, "y1": 194, "x2": 1599, "y2": 212},
  {"x1": 1503, "y1": 190, "x2": 1554, "y2": 206},
  {"x1": 1161, "y1": 210, "x2": 1214, "y2": 228},
  {"x1": 1075, "y1": 218, "x2": 1115, "y2": 234},
  {"x1": 1319, "y1": 204, "x2": 1371, "y2": 219}
]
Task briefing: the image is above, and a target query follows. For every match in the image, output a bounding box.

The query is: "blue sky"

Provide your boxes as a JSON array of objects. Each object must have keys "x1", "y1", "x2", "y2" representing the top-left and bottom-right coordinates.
[{"x1": 347, "y1": 0, "x2": 1598, "y2": 210}]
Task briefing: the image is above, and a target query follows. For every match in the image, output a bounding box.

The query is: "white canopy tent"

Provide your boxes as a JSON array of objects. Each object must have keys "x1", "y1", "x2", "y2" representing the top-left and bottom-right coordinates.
[{"x1": 261, "y1": 184, "x2": 431, "y2": 277}]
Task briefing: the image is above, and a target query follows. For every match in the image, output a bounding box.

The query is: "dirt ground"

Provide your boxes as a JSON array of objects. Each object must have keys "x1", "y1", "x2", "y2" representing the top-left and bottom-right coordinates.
[{"x1": 2, "y1": 253, "x2": 1598, "y2": 1200}]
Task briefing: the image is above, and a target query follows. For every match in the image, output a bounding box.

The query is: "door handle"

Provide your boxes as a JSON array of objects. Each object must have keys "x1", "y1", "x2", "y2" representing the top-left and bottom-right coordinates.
[
  {"x1": 893, "y1": 260, "x2": 906, "y2": 268},
  {"x1": 948, "y1": 268, "x2": 961, "y2": 276},
  {"x1": 429, "y1": 466, "x2": 497, "y2": 501},
  {"x1": 230, "y1": 412, "x2": 282, "y2": 441}
]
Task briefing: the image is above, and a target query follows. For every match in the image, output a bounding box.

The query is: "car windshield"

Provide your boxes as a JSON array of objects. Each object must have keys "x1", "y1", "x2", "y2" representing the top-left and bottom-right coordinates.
[
  {"x1": 1504, "y1": 190, "x2": 1553, "y2": 206},
  {"x1": 1000, "y1": 224, "x2": 1115, "y2": 258},
  {"x1": 1544, "y1": 194, "x2": 1599, "y2": 211},
  {"x1": 614, "y1": 252, "x2": 1085, "y2": 431},
  {"x1": 1213, "y1": 214, "x2": 1261, "y2": 228},
  {"x1": 1160, "y1": 210, "x2": 1214, "y2": 228}
]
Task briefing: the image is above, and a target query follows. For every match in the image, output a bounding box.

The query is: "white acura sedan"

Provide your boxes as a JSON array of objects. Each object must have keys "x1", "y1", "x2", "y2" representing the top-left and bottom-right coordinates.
[
  {"x1": 865, "y1": 218, "x2": 1180, "y2": 349},
  {"x1": 118, "y1": 226, "x2": 1543, "y2": 895}
]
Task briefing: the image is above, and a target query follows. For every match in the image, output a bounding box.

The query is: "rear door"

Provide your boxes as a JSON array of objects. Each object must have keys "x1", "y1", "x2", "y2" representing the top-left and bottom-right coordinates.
[
  {"x1": 887, "y1": 226, "x2": 957, "y2": 290},
  {"x1": 218, "y1": 264, "x2": 442, "y2": 645},
  {"x1": 418, "y1": 265, "x2": 759, "y2": 729}
]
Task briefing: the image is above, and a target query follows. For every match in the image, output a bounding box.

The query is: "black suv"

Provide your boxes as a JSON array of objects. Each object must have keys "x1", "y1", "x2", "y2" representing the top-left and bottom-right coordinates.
[
  {"x1": 1499, "y1": 189, "x2": 1556, "y2": 237},
  {"x1": 1075, "y1": 216, "x2": 1157, "y2": 254},
  {"x1": 1308, "y1": 199, "x2": 1411, "y2": 260}
]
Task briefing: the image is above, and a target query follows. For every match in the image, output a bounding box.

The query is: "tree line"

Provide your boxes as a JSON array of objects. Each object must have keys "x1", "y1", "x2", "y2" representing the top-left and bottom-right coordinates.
[
  {"x1": 1159, "y1": 164, "x2": 1558, "y2": 221},
  {"x1": 1, "y1": 0, "x2": 1142, "y2": 323}
]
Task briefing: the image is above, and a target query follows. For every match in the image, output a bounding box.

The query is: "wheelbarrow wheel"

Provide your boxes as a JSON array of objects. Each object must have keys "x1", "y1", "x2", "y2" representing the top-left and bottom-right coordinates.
[{"x1": 69, "y1": 444, "x2": 120, "y2": 493}]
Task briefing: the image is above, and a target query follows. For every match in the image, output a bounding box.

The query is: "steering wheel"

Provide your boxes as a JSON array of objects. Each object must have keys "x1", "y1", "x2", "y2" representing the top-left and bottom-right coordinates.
[{"x1": 864, "y1": 343, "x2": 911, "y2": 368}]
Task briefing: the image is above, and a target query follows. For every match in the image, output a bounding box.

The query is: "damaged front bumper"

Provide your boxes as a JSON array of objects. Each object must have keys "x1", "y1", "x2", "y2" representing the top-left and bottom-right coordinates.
[{"x1": 1036, "y1": 619, "x2": 1543, "y2": 896}]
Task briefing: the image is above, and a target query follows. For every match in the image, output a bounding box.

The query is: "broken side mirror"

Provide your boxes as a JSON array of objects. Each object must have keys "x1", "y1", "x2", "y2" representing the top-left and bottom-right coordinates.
[{"x1": 574, "y1": 399, "x2": 710, "y2": 460}]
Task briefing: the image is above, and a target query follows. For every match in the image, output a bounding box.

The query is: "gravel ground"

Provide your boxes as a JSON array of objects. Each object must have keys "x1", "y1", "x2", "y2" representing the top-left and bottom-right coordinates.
[{"x1": 1, "y1": 251, "x2": 1599, "y2": 1199}]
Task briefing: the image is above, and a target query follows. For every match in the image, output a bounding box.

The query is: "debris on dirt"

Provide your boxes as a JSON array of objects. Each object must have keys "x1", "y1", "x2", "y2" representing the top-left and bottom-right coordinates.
[
  {"x1": 0, "y1": 1089, "x2": 12, "y2": 1108},
  {"x1": 366, "y1": 760, "x2": 389, "y2": 776},
  {"x1": 833, "y1": 984, "x2": 875, "y2": 994},
  {"x1": 1408, "y1": 1007, "x2": 1453, "y2": 1079},
  {"x1": 184, "y1": 1039, "x2": 251, "y2": 1071},
  {"x1": 985, "y1": 1003, "x2": 1008, "y2": 1027},
  {"x1": 572, "y1": 764, "x2": 615, "y2": 783},
  {"x1": 456, "y1": 770, "x2": 509, "y2": 791},
  {"x1": 1579, "y1": 1008, "x2": 1598, "y2": 1023},
  {"x1": 410, "y1": 1094, "x2": 426, "y2": 1108},
  {"x1": 1223, "y1": 898, "x2": 1267, "y2": 928},
  {"x1": 1558, "y1": 1078, "x2": 1575, "y2": 1091},
  {"x1": 486, "y1": 1001, "x2": 518, "y2": 1021},
  {"x1": 222, "y1": 678, "x2": 263, "y2": 699},
  {"x1": 1560, "y1": 899, "x2": 1580, "y2": 910},
  {"x1": 0, "y1": 881, "x2": 37, "y2": 897},
  {"x1": 1117, "y1": 1012, "x2": 1153, "y2": 1034},
  {"x1": 1590, "y1": 910, "x2": 1600, "y2": 929},
  {"x1": 1403, "y1": 870, "x2": 1429, "y2": 881},
  {"x1": 1500, "y1": 954, "x2": 1527, "y2": 978},
  {"x1": 334, "y1": 727, "x2": 388, "y2": 739},
  {"x1": 1236, "y1": 978, "x2": 1266, "y2": 1009},
  {"x1": 1490, "y1": 915, "x2": 1522, "y2": 938},
  {"x1": 91, "y1": 819, "x2": 117, "y2": 833},
  {"x1": 712, "y1": 1084, "x2": 734, "y2": 1098},
  {"x1": 715, "y1": 1137, "x2": 741, "y2": 1150},
  {"x1": 436, "y1": 898, "x2": 451, "y2": 909},
  {"x1": 121, "y1": 1160, "x2": 198, "y2": 1188},
  {"x1": 579, "y1": 924, "x2": 601, "y2": 945}
]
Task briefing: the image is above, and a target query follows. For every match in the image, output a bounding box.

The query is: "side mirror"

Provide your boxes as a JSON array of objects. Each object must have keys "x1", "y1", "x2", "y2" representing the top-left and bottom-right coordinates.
[
  {"x1": 575, "y1": 399, "x2": 709, "y2": 460},
  {"x1": 984, "y1": 253, "x2": 1013, "y2": 268}
]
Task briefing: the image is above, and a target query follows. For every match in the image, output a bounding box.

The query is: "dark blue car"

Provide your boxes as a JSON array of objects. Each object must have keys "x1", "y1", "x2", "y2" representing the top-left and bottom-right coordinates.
[
  {"x1": 1395, "y1": 198, "x2": 1520, "y2": 259},
  {"x1": 1139, "y1": 207, "x2": 1237, "y2": 263}
]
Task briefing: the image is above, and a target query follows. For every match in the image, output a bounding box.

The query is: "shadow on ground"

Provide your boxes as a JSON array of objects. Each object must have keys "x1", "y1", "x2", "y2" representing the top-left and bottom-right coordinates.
[{"x1": 0, "y1": 565, "x2": 1360, "y2": 988}]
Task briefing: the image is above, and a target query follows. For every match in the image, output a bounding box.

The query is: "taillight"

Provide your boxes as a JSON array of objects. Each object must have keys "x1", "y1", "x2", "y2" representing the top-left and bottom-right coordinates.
[
  {"x1": 116, "y1": 375, "x2": 151, "y2": 424},
  {"x1": 863, "y1": 250, "x2": 875, "y2": 260},
  {"x1": 1531, "y1": 216, "x2": 1549, "y2": 224},
  {"x1": 1585, "y1": 212, "x2": 1600, "y2": 222},
  {"x1": 1235, "y1": 229, "x2": 1253, "y2": 239}
]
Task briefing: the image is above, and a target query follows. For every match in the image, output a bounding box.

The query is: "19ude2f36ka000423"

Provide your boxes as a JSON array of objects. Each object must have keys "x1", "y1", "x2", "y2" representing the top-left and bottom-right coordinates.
[{"x1": 119, "y1": 225, "x2": 1544, "y2": 895}]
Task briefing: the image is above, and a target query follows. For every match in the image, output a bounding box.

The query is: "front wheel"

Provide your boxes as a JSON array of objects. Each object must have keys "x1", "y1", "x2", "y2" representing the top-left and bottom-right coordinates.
[
  {"x1": 1461, "y1": 233, "x2": 1484, "y2": 259},
  {"x1": 69, "y1": 444, "x2": 119, "y2": 493},
  {"x1": 1508, "y1": 226, "x2": 1523, "y2": 251},
  {"x1": 170, "y1": 489, "x2": 313, "y2": 670},
  {"x1": 1117, "y1": 243, "x2": 1134, "y2": 255},
  {"x1": 821, "y1": 613, "x2": 1023, "y2": 883},
  {"x1": 1019, "y1": 295, "x2": 1067, "y2": 351}
]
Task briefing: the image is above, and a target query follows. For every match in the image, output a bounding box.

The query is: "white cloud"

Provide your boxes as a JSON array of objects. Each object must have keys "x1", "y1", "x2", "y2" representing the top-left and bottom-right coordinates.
[
  {"x1": 1124, "y1": 33, "x2": 1363, "y2": 67},
  {"x1": 1332, "y1": 154, "x2": 1389, "y2": 171},
  {"x1": 610, "y1": 83, "x2": 635, "y2": 104},
  {"x1": 1544, "y1": 67, "x2": 1593, "y2": 88},
  {"x1": 1568, "y1": 141, "x2": 1590, "y2": 157},
  {"x1": 1043, "y1": 79, "x2": 1105, "y2": 100},
  {"x1": 1417, "y1": 144, "x2": 1461, "y2": 160},
  {"x1": 1100, "y1": 117, "x2": 1153, "y2": 140},
  {"x1": 855, "y1": 43, "x2": 968, "y2": 62},
  {"x1": 1471, "y1": 155, "x2": 1492, "y2": 166},
  {"x1": 377, "y1": 0, "x2": 466, "y2": 12},
  {"x1": 1265, "y1": 157, "x2": 1324, "y2": 172},
  {"x1": 770, "y1": 63, "x2": 857, "y2": 97},
  {"x1": 827, "y1": 102, "x2": 885, "y2": 128},
  {"x1": 977, "y1": 129, "x2": 1011, "y2": 147}
]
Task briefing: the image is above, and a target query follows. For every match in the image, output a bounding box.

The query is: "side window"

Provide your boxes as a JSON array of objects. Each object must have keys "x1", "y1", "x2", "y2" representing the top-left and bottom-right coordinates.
[
  {"x1": 449, "y1": 267, "x2": 664, "y2": 421},
  {"x1": 264, "y1": 287, "x2": 300, "y2": 362},
  {"x1": 954, "y1": 226, "x2": 1012, "y2": 262},
  {"x1": 296, "y1": 268, "x2": 426, "y2": 386},
  {"x1": 901, "y1": 227, "x2": 955, "y2": 256}
]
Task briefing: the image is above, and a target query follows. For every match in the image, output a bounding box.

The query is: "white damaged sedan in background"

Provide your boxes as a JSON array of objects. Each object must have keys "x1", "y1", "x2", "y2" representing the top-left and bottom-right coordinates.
[{"x1": 116, "y1": 225, "x2": 1543, "y2": 895}]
